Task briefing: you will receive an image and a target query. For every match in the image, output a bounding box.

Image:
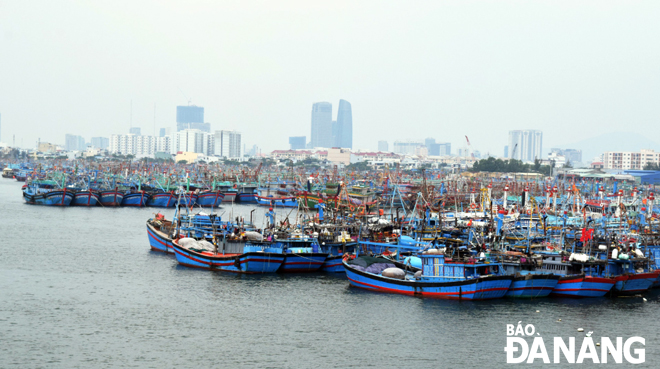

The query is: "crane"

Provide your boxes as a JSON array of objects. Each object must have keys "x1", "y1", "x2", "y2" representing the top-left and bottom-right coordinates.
[
  {"x1": 511, "y1": 143, "x2": 518, "y2": 160},
  {"x1": 465, "y1": 135, "x2": 475, "y2": 159}
]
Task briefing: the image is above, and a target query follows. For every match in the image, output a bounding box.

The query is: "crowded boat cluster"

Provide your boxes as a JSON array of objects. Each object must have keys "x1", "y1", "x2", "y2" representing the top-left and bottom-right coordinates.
[{"x1": 5, "y1": 159, "x2": 660, "y2": 300}]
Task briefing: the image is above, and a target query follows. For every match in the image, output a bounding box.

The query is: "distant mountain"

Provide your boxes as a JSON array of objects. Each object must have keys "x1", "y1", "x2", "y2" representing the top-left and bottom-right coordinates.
[{"x1": 555, "y1": 132, "x2": 660, "y2": 165}]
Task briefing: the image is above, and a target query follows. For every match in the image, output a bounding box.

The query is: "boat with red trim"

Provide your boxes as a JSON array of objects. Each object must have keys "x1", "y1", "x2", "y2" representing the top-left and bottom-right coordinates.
[
  {"x1": 343, "y1": 253, "x2": 512, "y2": 300},
  {"x1": 71, "y1": 190, "x2": 100, "y2": 206},
  {"x1": 98, "y1": 189, "x2": 124, "y2": 206},
  {"x1": 277, "y1": 239, "x2": 328, "y2": 273},
  {"x1": 172, "y1": 239, "x2": 285, "y2": 273},
  {"x1": 195, "y1": 190, "x2": 225, "y2": 207}
]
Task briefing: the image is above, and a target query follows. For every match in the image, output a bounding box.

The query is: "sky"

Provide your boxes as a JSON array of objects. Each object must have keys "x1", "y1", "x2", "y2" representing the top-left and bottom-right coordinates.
[{"x1": 1, "y1": 0, "x2": 659, "y2": 157}]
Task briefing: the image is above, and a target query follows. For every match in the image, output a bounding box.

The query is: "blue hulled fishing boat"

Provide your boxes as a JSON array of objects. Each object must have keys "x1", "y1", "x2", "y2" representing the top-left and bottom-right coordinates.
[
  {"x1": 147, "y1": 191, "x2": 177, "y2": 207},
  {"x1": 277, "y1": 239, "x2": 328, "y2": 273},
  {"x1": 343, "y1": 254, "x2": 513, "y2": 300},
  {"x1": 172, "y1": 239, "x2": 285, "y2": 273},
  {"x1": 195, "y1": 190, "x2": 224, "y2": 207},
  {"x1": 121, "y1": 191, "x2": 150, "y2": 207},
  {"x1": 98, "y1": 189, "x2": 124, "y2": 206},
  {"x1": 71, "y1": 190, "x2": 100, "y2": 206},
  {"x1": 146, "y1": 216, "x2": 175, "y2": 253},
  {"x1": 22, "y1": 181, "x2": 74, "y2": 206}
]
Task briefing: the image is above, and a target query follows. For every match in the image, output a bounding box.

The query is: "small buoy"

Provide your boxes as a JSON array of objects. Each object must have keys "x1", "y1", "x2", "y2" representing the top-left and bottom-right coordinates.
[
  {"x1": 597, "y1": 343, "x2": 601, "y2": 346},
  {"x1": 643, "y1": 298, "x2": 647, "y2": 302},
  {"x1": 536, "y1": 310, "x2": 540, "y2": 313},
  {"x1": 558, "y1": 319, "x2": 562, "y2": 321},
  {"x1": 577, "y1": 328, "x2": 584, "y2": 332},
  {"x1": 586, "y1": 331, "x2": 593, "y2": 337}
]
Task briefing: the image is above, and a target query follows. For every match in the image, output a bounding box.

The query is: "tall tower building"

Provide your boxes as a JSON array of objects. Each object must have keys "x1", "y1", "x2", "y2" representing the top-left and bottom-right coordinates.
[
  {"x1": 311, "y1": 102, "x2": 332, "y2": 148},
  {"x1": 508, "y1": 130, "x2": 543, "y2": 162},
  {"x1": 378, "y1": 140, "x2": 388, "y2": 152},
  {"x1": 214, "y1": 130, "x2": 242, "y2": 158},
  {"x1": 176, "y1": 106, "x2": 205, "y2": 131},
  {"x1": 337, "y1": 99, "x2": 352, "y2": 149}
]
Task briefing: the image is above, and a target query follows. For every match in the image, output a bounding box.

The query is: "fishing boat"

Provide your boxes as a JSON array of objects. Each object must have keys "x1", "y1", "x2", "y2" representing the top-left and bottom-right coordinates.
[
  {"x1": 237, "y1": 184, "x2": 258, "y2": 203},
  {"x1": 195, "y1": 190, "x2": 225, "y2": 207},
  {"x1": 98, "y1": 189, "x2": 124, "y2": 206},
  {"x1": 147, "y1": 191, "x2": 177, "y2": 207},
  {"x1": 172, "y1": 239, "x2": 285, "y2": 273},
  {"x1": 22, "y1": 184, "x2": 74, "y2": 206},
  {"x1": 146, "y1": 216, "x2": 175, "y2": 253},
  {"x1": 121, "y1": 190, "x2": 150, "y2": 207},
  {"x1": 603, "y1": 256, "x2": 656, "y2": 296},
  {"x1": 71, "y1": 190, "x2": 100, "y2": 206},
  {"x1": 537, "y1": 255, "x2": 616, "y2": 298},
  {"x1": 255, "y1": 187, "x2": 298, "y2": 207},
  {"x1": 501, "y1": 254, "x2": 561, "y2": 298},
  {"x1": 277, "y1": 238, "x2": 328, "y2": 273},
  {"x1": 343, "y1": 253, "x2": 513, "y2": 300},
  {"x1": 177, "y1": 191, "x2": 198, "y2": 207},
  {"x1": 2, "y1": 167, "x2": 15, "y2": 178}
]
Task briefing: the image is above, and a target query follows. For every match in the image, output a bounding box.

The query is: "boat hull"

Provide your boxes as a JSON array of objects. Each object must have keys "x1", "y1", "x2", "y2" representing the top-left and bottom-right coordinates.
[
  {"x1": 256, "y1": 195, "x2": 298, "y2": 208},
  {"x1": 196, "y1": 191, "x2": 225, "y2": 207},
  {"x1": 121, "y1": 192, "x2": 150, "y2": 207},
  {"x1": 172, "y1": 244, "x2": 284, "y2": 273},
  {"x1": 71, "y1": 191, "x2": 100, "y2": 206},
  {"x1": 23, "y1": 190, "x2": 74, "y2": 206},
  {"x1": 146, "y1": 222, "x2": 174, "y2": 253},
  {"x1": 279, "y1": 253, "x2": 328, "y2": 273},
  {"x1": 344, "y1": 262, "x2": 512, "y2": 300},
  {"x1": 549, "y1": 275, "x2": 615, "y2": 298},
  {"x1": 237, "y1": 192, "x2": 257, "y2": 203},
  {"x1": 611, "y1": 273, "x2": 656, "y2": 295},
  {"x1": 505, "y1": 274, "x2": 561, "y2": 298},
  {"x1": 321, "y1": 255, "x2": 345, "y2": 272},
  {"x1": 99, "y1": 190, "x2": 124, "y2": 206},
  {"x1": 147, "y1": 192, "x2": 177, "y2": 208}
]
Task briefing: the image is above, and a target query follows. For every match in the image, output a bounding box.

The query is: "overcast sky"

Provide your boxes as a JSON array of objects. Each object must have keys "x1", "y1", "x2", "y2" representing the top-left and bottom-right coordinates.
[{"x1": 1, "y1": 1, "x2": 659, "y2": 156}]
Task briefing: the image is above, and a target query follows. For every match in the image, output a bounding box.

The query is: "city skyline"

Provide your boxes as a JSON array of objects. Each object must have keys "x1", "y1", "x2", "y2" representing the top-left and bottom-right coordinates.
[{"x1": 2, "y1": 2, "x2": 660, "y2": 158}]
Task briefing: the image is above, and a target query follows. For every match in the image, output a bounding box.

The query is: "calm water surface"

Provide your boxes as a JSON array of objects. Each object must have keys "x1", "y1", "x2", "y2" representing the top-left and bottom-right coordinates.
[{"x1": 1, "y1": 179, "x2": 659, "y2": 368}]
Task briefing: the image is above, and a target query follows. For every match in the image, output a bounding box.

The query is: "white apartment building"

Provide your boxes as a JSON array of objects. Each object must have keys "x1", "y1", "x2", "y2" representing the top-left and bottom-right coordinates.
[
  {"x1": 214, "y1": 130, "x2": 241, "y2": 158},
  {"x1": 110, "y1": 134, "x2": 172, "y2": 156},
  {"x1": 175, "y1": 129, "x2": 214, "y2": 156},
  {"x1": 603, "y1": 149, "x2": 660, "y2": 170}
]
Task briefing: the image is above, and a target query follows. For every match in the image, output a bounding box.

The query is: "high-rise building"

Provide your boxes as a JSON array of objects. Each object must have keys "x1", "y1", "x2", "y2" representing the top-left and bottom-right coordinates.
[
  {"x1": 504, "y1": 145, "x2": 509, "y2": 158},
  {"x1": 331, "y1": 120, "x2": 340, "y2": 147},
  {"x1": 189, "y1": 122, "x2": 211, "y2": 133},
  {"x1": 337, "y1": 99, "x2": 352, "y2": 149},
  {"x1": 129, "y1": 127, "x2": 141, "y2": 135},
  {"x1": 175, "y1": 129, "x2": 213, "y2": 156},
  {"x1": 289, "y1": 136, "x2": 306, "y2": 150},
  {"x1": 508, "y1": 130, "x2": 543, "y2": 162},
  {"x1": 65, "y1": 134, "x2": 86, "y2": 151},
  {"x1": 428, "y1": 143, "x2": 440, "y2": 156},
  {"x1": 213, "y1": 130, "x2": 242, "y2": 158},
  {"x1": 91, "y1": 137, "x2": 109, "y2": 150},
  {"x1": 176, "y1": 105, "x2": 204, "y2": 131},
  {"x1": 378, "y1": 140, "x2": 388, "y2": 152},
  {"x1": 159, "y1": 127, "x2": 172, "y2": 137},
  {"x1": 425, "y1": 137, "x2": 436, "y2": 148},
  {"x1": 310, "y1": 102, "x2": 332, "y2": 148}
]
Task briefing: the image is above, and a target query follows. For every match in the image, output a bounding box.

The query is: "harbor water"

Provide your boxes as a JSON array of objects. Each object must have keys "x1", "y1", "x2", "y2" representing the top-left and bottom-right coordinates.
[{"x1": 1, "y1": 179, "x2": 659, "y2": 368}]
